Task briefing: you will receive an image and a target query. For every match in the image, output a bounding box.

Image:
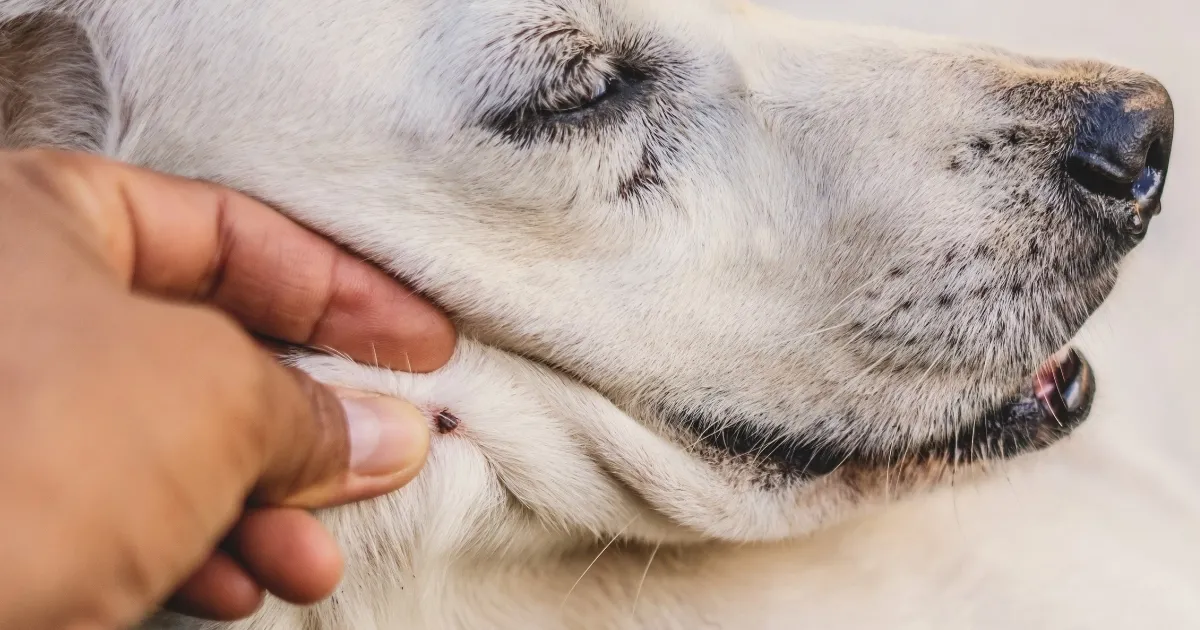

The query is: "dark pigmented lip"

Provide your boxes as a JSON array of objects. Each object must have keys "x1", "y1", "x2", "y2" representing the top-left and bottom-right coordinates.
[
  {"x1": 930, "y1": 346, "x2": 1095, "y2": 465},
  {"x1": 1033, "y1": 346, "x2": 1091, "y2": 422},
  {"x1": 664, "y1": 349, "x2": 1097, "y2": 481}
]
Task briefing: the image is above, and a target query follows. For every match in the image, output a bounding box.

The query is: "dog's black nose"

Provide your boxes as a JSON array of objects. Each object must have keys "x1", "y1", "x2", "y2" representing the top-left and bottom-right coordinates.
[{"x1": 1067, "y1": 82, "x2": 1174, "y2": 236}]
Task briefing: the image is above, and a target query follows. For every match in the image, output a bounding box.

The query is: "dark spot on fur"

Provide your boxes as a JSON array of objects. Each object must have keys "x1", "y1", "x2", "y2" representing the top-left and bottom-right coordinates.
[
  {"x1": 434, "y1": 409, "x2": 460, "y2": 434},
  {"x1": 972, "y1": 286, "x2": 992, "y2": 300},
  {"x1": 898, "y1": 299, "x2": 914, "y2": 311},
  {"x1": 1002, "y1": 127, "x2": 1026, "y2": 146},
  {"x1": 936, "y1": 294, "x2": 955, "y2": 308},
  {"x1": 948, "y1": 156, "x2": 964, "y2": 172},
  {"x1": 888, "y1": 266, "x2": 907, "y2": 278},
  {"x1": 864, "y1": 330, "x2": 892, "y2": 343},
  {"x1": 973, "y1": 244, "x2": 994, "y2": 260},
  {"x1": 944, "y1": 249, "x2": 958, "y2": 265},
  {"x1": 616, "y1": 144, "x2": 663, "y2": 201},
  {"x1": 1027, "y1": 240, "x2": 1041, "y2": 259},
  {"x1": 969, "y1": 137, "x2": 993, "y2": 154},
  {"x1": 1010, "y1": 283, "x2": 1024, "y2": 296},
  {"x1": 865, "y1": 290, "x2": 879, "y2": 300}
]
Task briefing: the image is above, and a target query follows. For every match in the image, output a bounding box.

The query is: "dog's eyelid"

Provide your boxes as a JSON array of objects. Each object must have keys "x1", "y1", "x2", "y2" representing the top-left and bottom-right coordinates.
[
  {"x1": 534, "y1": 64, "x2": 621, "y2": 115},
  {"x1": 478, "y1": 33, "x2": 665, "y2": 140}
]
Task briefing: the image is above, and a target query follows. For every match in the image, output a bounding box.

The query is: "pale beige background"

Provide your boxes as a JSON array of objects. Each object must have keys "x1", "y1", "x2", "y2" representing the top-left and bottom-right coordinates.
[{"x1": 728, "y1": 1, "x2": 1200, "y2": 626}]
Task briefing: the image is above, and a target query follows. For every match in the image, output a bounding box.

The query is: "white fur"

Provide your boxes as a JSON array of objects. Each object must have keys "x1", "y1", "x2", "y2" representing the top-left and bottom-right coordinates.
[{"x1": 0, "y1": 0, "x2": 1197, "y2": 628}]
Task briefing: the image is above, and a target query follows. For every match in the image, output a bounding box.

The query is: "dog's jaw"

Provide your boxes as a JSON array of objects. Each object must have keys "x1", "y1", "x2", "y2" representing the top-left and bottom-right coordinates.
[{"x1": 287, "y1": 341, "x2": 1058, "y2": 546}]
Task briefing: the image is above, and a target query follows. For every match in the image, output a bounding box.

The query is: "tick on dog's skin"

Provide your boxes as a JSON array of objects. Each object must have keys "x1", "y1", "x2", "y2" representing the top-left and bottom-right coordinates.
[{"x1": 434, "y1": 409, "x2": 461, "y2": 434}]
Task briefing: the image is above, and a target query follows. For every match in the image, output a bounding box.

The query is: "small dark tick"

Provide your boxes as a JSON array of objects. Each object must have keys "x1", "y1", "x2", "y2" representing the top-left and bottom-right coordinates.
[{"x1": 434, "y1": 409, "x2": 460, "y2": 434}]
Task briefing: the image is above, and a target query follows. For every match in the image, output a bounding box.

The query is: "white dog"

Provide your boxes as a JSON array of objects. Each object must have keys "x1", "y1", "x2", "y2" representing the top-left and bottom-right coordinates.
[{"x1": 1, "y1": 1, "x2": 1195, "y2": 628}]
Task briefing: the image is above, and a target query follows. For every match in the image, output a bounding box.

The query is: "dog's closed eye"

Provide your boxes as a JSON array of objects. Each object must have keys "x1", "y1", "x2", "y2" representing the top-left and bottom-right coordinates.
[
  {"x1": 534, "y1": 60, "x2": 647, "y2": 117},
  {"x1": 485, "y1": 60, "x2": 648, "y2": 144}
]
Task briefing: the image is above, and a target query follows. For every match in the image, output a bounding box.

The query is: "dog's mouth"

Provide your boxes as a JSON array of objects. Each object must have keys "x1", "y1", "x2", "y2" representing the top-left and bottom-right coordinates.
[
  {"x1": 923, "y1": 345, "x2": 1095, "y2": 466},
  {"x1": 670, "y1": 346, "x2": 1096, "y2": 482}
]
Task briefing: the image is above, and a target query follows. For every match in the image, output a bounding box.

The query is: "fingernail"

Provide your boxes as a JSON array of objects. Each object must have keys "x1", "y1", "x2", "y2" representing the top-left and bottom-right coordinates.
[{"x1": 341, "y1": 395, "x2": 429, "y2": 477}]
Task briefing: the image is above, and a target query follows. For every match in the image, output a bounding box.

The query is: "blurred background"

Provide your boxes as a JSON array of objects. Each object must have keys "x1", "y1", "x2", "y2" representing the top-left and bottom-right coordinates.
[{"x1": 743, "y1": 1, "x2": 1200, "y2": 626}]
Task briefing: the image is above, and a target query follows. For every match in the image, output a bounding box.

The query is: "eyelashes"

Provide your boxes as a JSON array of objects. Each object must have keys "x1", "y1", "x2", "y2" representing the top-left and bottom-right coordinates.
[
  {"x1": 537, "y1": 68, "x2": 616, "y2": 114},
  {"x1": 482, "y1": 60, "x2": 649, "y2": 145},
  {"x1": 478, "y1": 31, "x2": 682, "y2": 146}
]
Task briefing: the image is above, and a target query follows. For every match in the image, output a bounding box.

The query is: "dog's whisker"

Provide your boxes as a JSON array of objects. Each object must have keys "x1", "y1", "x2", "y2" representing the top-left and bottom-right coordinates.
[
  {"x1": 826, "y1": 448, "x2": 858, "y2": 477},
  {"x1": 837, "y1": 300, "x2": 910, "y2": 350},
  {"x1": 681, "y1": 415, "x2": 741, "y2": 455},
  {"x1": 630, "y1": 541, "x2": 661, "y2": 620},
  {"x1": 758, "y1": 427, "x2": 801, "y2": 464},
  {"x1": 813, "y1": 269, "x2": 894, "y2": 328},
  {"x1": 758, "y1": 270, "x2": 900, "y2": 352},
  {"x1": 883, "y1": 455, "x2": 892, "y2": 504},
  {"x1": 827, "y1": 346, "x2": 899, "y2": 400},
  {"x1": 402, "y1": 349, "x2": 414, "y2": 376},
  {"x1": 950, "y1": 422, "x2": 965, "y2": 533},
  {"x1": 773, "y1": 320, "x2": 855, "y2": 347},
  {"x1": 315, "y1": 344, "x2": 354, "y2": 364},
  {"x1": 561, "y1": 517, "x2": 638, "y2": 609}
]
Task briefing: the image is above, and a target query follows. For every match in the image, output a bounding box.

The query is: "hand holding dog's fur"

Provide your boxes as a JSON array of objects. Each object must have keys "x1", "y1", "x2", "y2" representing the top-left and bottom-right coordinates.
[{"x1": 0, "y1": 150, "x2": 451, "y2": 629}]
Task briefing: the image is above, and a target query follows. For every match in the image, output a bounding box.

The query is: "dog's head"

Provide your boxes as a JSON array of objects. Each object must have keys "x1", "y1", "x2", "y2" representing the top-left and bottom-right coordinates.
[{"x1": 2, "y1": 0, "x2": 1174, "y2": 546}]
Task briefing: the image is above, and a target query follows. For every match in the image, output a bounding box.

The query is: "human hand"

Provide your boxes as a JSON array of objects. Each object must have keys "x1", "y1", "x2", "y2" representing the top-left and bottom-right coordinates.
[{"x1": 0, "y1": 150, "x2": 455, "y2": 629}]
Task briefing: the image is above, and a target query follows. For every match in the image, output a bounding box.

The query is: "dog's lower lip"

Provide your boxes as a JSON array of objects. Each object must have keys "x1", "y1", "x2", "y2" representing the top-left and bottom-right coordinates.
[
  {"x1": 914, "y1": 347, "x2": 1096, "y2": 467},
  {"x1": 1032, "y1": 346, "x2": 1092, "y2": 419}
]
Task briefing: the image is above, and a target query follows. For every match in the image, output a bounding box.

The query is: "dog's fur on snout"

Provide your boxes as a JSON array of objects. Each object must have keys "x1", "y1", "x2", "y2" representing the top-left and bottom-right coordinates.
[{"x1": 0, "y1": 1, "x2": 1194, "y2": 628}]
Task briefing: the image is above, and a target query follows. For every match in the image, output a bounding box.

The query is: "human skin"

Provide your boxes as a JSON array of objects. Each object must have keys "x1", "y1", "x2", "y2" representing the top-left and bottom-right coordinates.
[{"x1": 0, "y1": 150, "x2": 456, "y2": 629}]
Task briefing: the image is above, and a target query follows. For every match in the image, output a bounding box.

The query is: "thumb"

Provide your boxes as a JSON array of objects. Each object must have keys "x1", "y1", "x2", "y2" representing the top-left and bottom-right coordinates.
[{"x1": 248, "y1": 360, "x2": 431, "y2": 509}]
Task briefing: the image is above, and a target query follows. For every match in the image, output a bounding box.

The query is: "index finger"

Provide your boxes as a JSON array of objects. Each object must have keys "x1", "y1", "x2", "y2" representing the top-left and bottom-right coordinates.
[{"x1": 8, "y1": 150, "x2": 455, "y2": 372}]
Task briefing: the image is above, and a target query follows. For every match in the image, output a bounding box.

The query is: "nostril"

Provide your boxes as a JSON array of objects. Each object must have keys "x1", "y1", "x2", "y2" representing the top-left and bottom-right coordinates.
[
  {"x1": 1066, "y1": 148, "x2": 1138, "y2": 202},
  {"x1": 1067, "y1": 136, "x2": 1168, "y2": 203},
  {"x1": 1066, "y1": 137, "x2": 1167, "y2": 235}
]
